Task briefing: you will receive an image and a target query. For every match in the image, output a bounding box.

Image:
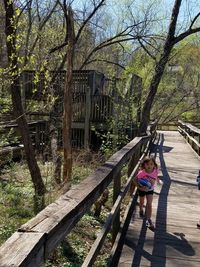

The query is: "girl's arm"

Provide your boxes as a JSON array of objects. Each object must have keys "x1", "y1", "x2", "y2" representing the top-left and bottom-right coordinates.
[
  {"x1": 134, "y1": 176, "x2": 149, "y2": 191},
  {"x1": 157, "y1": 177, "x2": 163, "y2": 185},
  {"x1": 154, "y1": 168, "x2": 163, "y2": 185},
  {"x1": 138, "y1": 184, "x2": 149, "y2": 191}
]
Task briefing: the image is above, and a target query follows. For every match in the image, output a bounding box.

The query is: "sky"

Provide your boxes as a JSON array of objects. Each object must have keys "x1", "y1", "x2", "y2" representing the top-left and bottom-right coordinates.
[
  {"x1": 69, "y1": 0, "x2": 200, "y2": 45},
  {"x1": 71, "y1": 0, "x2": 200, "y2": 32},
  {"x1": 72, "y1": 0, "x2": 200, "y2": 20}
]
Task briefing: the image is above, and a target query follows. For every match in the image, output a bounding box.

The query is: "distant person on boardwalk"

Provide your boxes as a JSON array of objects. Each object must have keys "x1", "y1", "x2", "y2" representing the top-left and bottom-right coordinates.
[
  {"x1": 134, "y1": 156, "x2": 162, "y2": 230},
  {"x1": 196, "y1": 170, "x2": 200, "y2": 228}
]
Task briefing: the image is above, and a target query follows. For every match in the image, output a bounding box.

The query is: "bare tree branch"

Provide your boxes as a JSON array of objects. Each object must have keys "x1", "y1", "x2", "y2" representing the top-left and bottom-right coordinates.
[
  {"x1": 189, "y1": 11, "x2": 200, "y2": 29},
  {"x1": 79, "y1": 36, "x2": 137, "y2": 69},
  {"x1": 17, "y1": 0, "x2": 32, "y2": 20},
  {"x1": 49, "y1": 19, "x2": 145, "y2": 55},
  {"x1": 163, "y1": 104, "x2": 199, "y2": 123},
  {"x1": 79, "y1": 22, "x2": 154, "y2": 69},
  {"x1": 172, "y1": 10, "x2": 200, "y2": 44},
  {"x1": 49, "y1": 0, "x2": 106, "y2": 54},
  {"x1": 137, "y1": 38, "x2": 156, "y2": 60},
  {"x1": 50, "y1": 51, "x2": 68, "y2": 84},
  {"x1": 75, "y1": 0, "x2": 106, "y2": 43},
  {"x1": 173, "y1": 26, "x2": 200, "y2": 44},
  {"x1": 85, "y1": 58, "x2": 125, "y2": 69},
  {"x1": 27, "y1": 1, "x2": 59, "y2": 59}
]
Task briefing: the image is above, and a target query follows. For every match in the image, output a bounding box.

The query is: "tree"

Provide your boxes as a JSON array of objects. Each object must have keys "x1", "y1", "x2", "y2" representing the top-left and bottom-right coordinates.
[
  {"x1": 152, "y1": 41, "x2": 200, "y2": 123},
  {"x1": 3, "y1": 0, "x2": 46, "y2": 196},
  {"x1": 49, "y1": 0, "x2": 157, "y2": 185},
  {"x1": 62, "y1": 4, "x2": 75, "y2": 186},
  {"x1": 139, "y1": 0, "x2": 200, "y2": 134},
  {"x1": 61, "y1": 0, "x2": 106, "y2": 185},
  {"x1": 2, "y1": 0, "x2": 164, "y2": 190}
]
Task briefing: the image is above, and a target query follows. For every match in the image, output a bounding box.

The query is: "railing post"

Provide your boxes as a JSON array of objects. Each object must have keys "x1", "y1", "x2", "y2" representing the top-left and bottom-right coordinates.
[
  {"x1": 35, "y1": 123, "x2": 40, "y2": 152},
  {"x1": 84, "y1": 86, "x2": 91, "y2": 149},
  {"x1": 21, "y1": 72, "x2": 26, "y2": 110},
  {"x1": 199, "y1": 135, "x2": 200, "y2": 156},
  {"x1": 112, "y1": 171, "x2": 121, "y2": 244},
  {"x1": 128, "y1": 144, "x2": 141, "y2": 195},
  {"x1": 179, "y1": 121, "x2": 200, "y2": 156}
]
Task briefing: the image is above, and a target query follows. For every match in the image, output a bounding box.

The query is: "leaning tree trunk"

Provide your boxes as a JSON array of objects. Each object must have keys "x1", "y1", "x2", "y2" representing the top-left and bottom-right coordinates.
[
  {"x1": 139, "y1": 48, "x2": 173, "y2": 134},
  {"x1": 63, "y1": 7, "x2": 75, "y2": 187},
  {"x1": 4, "y1": 0, "x2": 46, "y2": 196},
  {"x1": 139, "y1": 0, "x2": 182, "y2": 135}
]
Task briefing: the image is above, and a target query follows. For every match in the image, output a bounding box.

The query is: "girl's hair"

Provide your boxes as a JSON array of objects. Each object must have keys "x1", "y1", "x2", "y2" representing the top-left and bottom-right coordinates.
[{"x1": 140, "y1": 156, "x2": 158, "y2": 169}]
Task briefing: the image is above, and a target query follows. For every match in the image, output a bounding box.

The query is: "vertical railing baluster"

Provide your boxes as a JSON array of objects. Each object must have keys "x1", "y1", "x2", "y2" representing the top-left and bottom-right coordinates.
[{"x1": 112, "y1": 170, "x2": 121, "y2": 244}]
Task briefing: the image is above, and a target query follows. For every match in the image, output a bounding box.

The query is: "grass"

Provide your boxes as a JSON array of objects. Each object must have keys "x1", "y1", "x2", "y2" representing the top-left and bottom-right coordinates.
[
  {"x1": 44, "y1": 211, "x2": 112, "y2": 267},
  {"x1": 0, "y1": 149, "x2": 113, "y2": 267},
  {"x1": 0, "y1": 163, "x2": 35, "y2": 243}
]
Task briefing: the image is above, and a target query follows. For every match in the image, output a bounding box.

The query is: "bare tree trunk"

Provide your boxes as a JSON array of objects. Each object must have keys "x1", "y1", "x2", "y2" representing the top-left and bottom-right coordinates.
[
  {"x1": 50, "y1": 128, "x2": 62, "y2": 184},
  {"x1": 139, "y1": 0, "x2": 200, "y2": 133},
  {"x1": 4, "y1": 0, "x2": 45, "y2": 196},
  {"x1": 139, "y1": 0, "x2": 182, "y2": 134},
  {"x1": 63, "y1": 6, "x2": 75, "y2": 186},
  {"x1": 139, "y1": 48, "x2": 173, "y2": 134},
  {"x1": 49, "y1": 98, "x2": 62, "y2": 184},
  {"x1": 48, "y1": 1, "x2": 105, "y2": 188}
]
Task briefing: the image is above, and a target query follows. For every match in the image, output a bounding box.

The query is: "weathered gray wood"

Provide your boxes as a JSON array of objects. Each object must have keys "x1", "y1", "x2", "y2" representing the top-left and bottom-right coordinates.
[
  {"x1": 0, "y1": 122, "x2": 157, "y2": 267},
  {"x1": 179, "y1": 120, "x2": 200, "y2": 135},
  {"x1": 178, "y1": 122, "x2": 200, "y2": 156},
  {"x1": 108, "y1": 141, "x2": 152, "y2": 266},
  {"x1": 0, "y1": 232, "x2": 45, "y2": 267},
  {"x1": 72, "y1": 122, "x2": 85, "y2": 129},
  {"x1": 81, "y1": 156, "x2": 143, "y2": 267},
  {"x1": 157, "y1": 123, "x2": 177, "y2": 131},
  {"x1": 178, "y1": 126, "x2": 200, "y2": 146},
  {"x1": 82, "y1": 137, "x2": 152, "y2": 267},
  {"x1": 1, "y1": 120, "x2": 46, "y2": 129},
  {"x1": 117, "y1": 131, "x2": 200, "y2": 267},
  {"x1": 128, "y1": 145, "x2": 141, "y2": 195},
  {"x1": 108, "y1": 193, "x2": 138, "y2": 267},
  {"x1": 0, "y1": 134, "x2": 152, "y2": 267},
  {"x1": 84, "y1": 86, "x2": 91, "y2": 148},
  {"x1": 112, "y1": 171, "x2": 121, "y2": 243},
  {"x1": 0, "y1": 146, "x2": 24, "y2": 166}
]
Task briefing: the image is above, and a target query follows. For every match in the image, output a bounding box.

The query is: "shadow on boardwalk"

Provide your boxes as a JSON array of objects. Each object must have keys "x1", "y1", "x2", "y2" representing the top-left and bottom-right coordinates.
[{"x1": 127, "y1": 133, "x2": 195, "y2": 267}]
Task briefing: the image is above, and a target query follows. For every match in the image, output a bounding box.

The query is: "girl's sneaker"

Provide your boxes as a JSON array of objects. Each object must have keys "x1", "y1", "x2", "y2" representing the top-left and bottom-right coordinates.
[{"x1": 146, "y1": 219, "x2": 155, "y2": 230}]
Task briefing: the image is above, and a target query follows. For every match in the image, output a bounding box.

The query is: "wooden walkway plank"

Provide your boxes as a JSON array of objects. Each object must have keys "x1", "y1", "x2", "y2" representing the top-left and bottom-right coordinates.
[{"x1": 117, "y1": 131, "x2": 200, "y2": 267}]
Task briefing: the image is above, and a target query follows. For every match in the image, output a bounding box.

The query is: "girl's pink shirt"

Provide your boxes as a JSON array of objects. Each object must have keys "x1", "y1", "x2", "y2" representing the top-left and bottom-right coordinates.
[
  {"x1": 137, "y1": 168, "x2": 158, "y2": 180},
  {"x1": 136, "y1": 168, "x2": 158, "y2": 190}
]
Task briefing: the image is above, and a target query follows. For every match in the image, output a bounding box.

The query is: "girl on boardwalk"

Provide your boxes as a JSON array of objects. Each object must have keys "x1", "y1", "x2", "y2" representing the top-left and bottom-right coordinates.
[{"x1": 135, "y1": 156, "x2": 161, "y2": 230}]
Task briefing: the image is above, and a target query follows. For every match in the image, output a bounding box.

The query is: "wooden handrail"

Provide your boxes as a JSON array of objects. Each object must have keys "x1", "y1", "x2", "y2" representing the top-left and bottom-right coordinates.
[
  {"x1": 178, "y1": 120, "x2": 200, "y2": 135},
  {"x1": 82, "y1": 138, "x2": 151, "y2": 267},
  {"x1": 178, "y1": 120, "x2": 200, "y2": 156},
  {"x1": 0, "y1": 123, "x2": 157, "y2": 267},
  {"x1": 0, "y1": 120, "x2": 47, "y2": 128},
  {"x1": 178, "y1": 126, "x2": 200, "y2": 148}
]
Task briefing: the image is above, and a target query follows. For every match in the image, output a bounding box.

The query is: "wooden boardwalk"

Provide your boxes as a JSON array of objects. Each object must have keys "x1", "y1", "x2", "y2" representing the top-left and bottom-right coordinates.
[{"x1": 117, "y1": 131, "x2": 200, "y2": 267}]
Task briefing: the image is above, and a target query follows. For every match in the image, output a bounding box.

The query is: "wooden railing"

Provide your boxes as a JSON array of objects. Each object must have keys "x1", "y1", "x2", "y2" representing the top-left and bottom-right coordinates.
[
  {"x1": 178, "y1": 120, "x2": 200, "y2": 156},
  {"x1": 0, "y1": 121, "x2": 48, "y2": 166},
  {"x1": 157, "y1": 122, "x2": 177, "y2": 131},
  {"x1": 0, "y1": 123, "x2": 157, "y2": 267}
]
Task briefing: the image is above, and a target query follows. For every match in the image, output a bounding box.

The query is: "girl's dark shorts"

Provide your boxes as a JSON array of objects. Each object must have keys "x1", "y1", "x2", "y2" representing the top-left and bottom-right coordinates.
[{"x1": 138, "y1": 189, "x2": 154, "y2": 197}]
